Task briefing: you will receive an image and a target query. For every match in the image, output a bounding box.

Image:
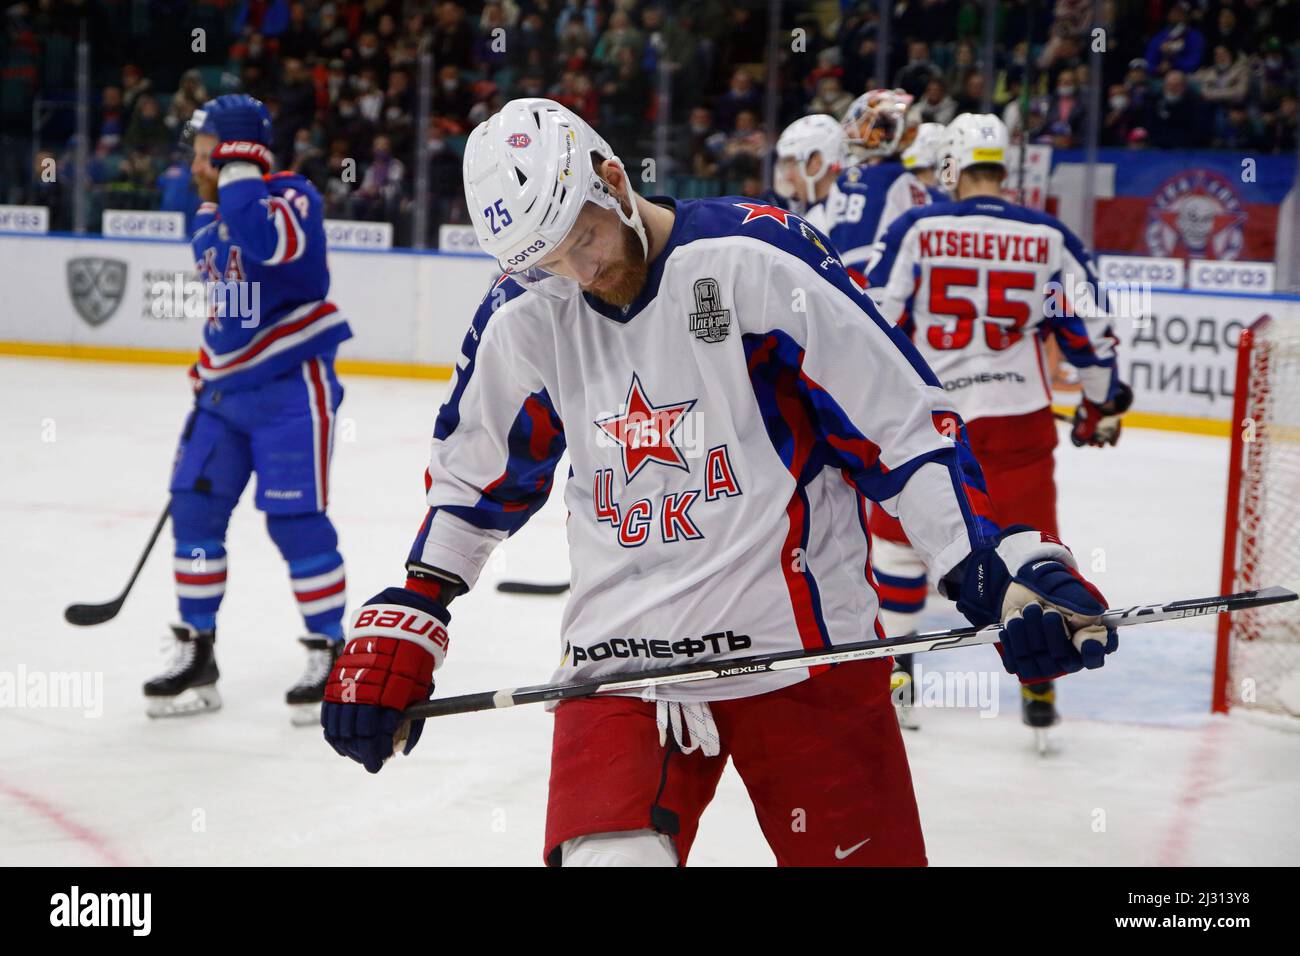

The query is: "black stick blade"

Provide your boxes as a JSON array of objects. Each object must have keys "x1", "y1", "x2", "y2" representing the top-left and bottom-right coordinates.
[
  {"x1": 64, "y1": 599, "x2": 125, "y2": 627},
  {"x1": 496, "y1": 580, "x2": 570, "y2": 595}
]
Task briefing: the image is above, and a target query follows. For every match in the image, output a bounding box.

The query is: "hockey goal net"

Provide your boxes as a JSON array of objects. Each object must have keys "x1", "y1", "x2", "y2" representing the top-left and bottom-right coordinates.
[{"x1": 1215, "y1": 315, "x2": 1300, "y2": 716}]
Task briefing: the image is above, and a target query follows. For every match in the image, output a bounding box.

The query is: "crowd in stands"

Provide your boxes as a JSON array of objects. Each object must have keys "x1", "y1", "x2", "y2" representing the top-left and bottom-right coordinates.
[{"x1": 1, "y1": 0, "x2": 1296, "y2": 243}]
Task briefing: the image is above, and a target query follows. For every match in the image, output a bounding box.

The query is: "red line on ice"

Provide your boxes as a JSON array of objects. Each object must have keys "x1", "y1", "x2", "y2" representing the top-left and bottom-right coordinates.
[
  {"x1": 1154, "y1": 720, "x2": 1225, "y2": 866},
  {"x1": 0, "y1": 778, "x2": 131, "y2": 866}
]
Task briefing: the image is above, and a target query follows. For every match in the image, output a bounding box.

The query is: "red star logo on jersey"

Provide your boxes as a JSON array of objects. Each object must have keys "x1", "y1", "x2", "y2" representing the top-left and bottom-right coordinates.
[
  {"x1": 734, "y1": 202, "x2": 795, "y2": 227},
  {"x1": 594, "y1": 374, "x2": 697, "y2": 483}
]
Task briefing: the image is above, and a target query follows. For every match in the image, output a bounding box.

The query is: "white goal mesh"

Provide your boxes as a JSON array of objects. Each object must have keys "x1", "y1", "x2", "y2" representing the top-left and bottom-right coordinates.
[{"x1": 1217, "y1": 315, "x2": 1300, "y2": 717}]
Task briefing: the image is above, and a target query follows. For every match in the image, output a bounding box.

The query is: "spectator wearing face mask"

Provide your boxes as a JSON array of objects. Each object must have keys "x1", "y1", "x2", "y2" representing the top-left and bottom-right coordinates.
[
  {"x1": 326, "y1": 94, "x2": 377, "y2": 152},
  {"x1": 434, "y1": 64, "x2": 474, "y2": 131},
  {"x1": 1146, "y1": 70, "x2": 1209, "y2": 148},
  {"x1": 1255, "y1": 37, "x2": 1296, "y2": 113},
  {"x1": 351, "y1": 32, "x2": 390, "y2": 91},
  {"x1": 1046, "y1": 68, "x2": 1085, "y2": 141},
  {"x1": 809, "y1": 75, "x2": 854, "y2": 119},
  {"x1": 289, "y1": 127, "x2": 329, "y2": 186},
  {"x1": 1101, "y1": 83, "x2": 1139, "y2": 146},
  {"x1": 1145, "y1": 3, "x2": 1205, "y2": 75},
  {"x1": 355, "y1": 133, "x2": 405, "y2": 221}
]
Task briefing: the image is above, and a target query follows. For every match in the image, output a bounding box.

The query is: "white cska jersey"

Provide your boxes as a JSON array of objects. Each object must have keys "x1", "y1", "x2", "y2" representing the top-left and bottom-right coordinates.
[
  {"x1": 866, "y1": 195, "x2": 1120, "y2": 422},
  {"x1": 801, "y1": 195, "x2": 832, "y2": 235},
  {"x1": 877, "y1": 172, "x2": 948, "y2": 241},
  {"x1": 408, "y1": 197, "x2": 997, "y2": 702}
]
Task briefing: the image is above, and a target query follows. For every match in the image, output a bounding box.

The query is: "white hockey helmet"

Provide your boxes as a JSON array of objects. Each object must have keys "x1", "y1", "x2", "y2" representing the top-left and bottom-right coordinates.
[
  {"x1": 902, "y1": 122, "x2": 946, "y2": 170},
  {"x1": 774, "y1": 113, "x2": 845, "y2": 207},
  {"x1": 462, "y1": 97, "x2": 647, "y2": 297},
  {"x1": 841, "y1": 89, "x2": 913, "y2": 163},
  {"x1": 941, "y1": 112, "x2": 1009, "y2": 176}
]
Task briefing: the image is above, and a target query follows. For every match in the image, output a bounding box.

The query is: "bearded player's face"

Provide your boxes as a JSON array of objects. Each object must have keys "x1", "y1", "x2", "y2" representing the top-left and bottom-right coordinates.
[{"x1": 535, "y1": 199, "x2": 648, "y2": 308}]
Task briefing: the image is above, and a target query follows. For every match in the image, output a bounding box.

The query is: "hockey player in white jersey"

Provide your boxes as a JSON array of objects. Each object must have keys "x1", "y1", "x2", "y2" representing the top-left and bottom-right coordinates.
[
  {"x1": 865, "y1": 113, "x2": 1133, "y2": 740},
  {"x1": 772, "y1": 113, "x2": 845, "y2": 234},
  {"x1": 319, "y1": 99, "x2": 1119, "y2": 865},
  {"x1": 869, "y1": 119, "x2": 948, "y2": 727},
  {"x1": 888, "y1": 121, "x2": 950, "y2": 217}
]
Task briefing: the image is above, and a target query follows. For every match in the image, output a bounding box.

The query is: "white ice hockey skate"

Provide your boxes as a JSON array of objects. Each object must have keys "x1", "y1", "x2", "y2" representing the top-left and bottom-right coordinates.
[
  {"x1": 286, "y1": 636, "x2": 340, "y2": 727},
  {"x1": 144, "y1": 624, "x2": 222, "y2": 718}
]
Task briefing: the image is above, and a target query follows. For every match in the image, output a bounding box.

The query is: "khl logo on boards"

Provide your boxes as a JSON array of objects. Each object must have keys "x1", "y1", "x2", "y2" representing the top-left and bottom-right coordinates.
[{"x1": 66, "y1": 257, "x2": 128, "y2": 327}]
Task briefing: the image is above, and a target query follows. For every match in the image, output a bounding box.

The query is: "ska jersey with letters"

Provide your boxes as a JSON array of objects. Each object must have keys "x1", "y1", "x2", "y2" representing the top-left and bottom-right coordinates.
[
  {"x1": 867, "y1": 196, "x2": 1120, "y2": 422},
  {"x1": 408, "y1": 197, "x2": 997, "y2": 702},
  {"x1": 190, "y1": 171, "x2": 351, "y2": 391}
]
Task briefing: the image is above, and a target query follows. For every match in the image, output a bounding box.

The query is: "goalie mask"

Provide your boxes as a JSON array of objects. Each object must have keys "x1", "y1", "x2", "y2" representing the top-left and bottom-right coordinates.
[{"x1": 841, "y1": 89, "x2": 914, "y2": 163}]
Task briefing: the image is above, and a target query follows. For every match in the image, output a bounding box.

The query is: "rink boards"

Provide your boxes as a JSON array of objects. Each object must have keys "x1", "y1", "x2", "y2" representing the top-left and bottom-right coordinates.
[{"x1": 1, "y1": 231, "x2": 1297, "y2": 433}]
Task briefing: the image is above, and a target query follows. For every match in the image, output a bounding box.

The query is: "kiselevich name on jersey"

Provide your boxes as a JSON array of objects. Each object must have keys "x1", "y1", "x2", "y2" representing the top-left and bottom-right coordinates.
[
  {"x1": 569, "y1": 629, "x2": 752, "y2": 666},
  {"x1": 688, "y1": 277, "x2": 731, "y2": 343},
  {"x1": 942, "y1": 370, "x2": 1027, "y2": 391}
]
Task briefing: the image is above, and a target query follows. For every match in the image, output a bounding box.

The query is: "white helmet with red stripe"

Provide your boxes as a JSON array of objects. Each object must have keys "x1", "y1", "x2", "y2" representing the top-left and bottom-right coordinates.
[{"x1": 462, "y1": 98, "x2": 647, "y2": 296}]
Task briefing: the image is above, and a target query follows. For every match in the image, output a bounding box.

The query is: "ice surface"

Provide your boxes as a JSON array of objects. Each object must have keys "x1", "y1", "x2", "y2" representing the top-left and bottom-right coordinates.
[{"x1": 1, "y1": 357, "x2": 1296, "y2": 866}]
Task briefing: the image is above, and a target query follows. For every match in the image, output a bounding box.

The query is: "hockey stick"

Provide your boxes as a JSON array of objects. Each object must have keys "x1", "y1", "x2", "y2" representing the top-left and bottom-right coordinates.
[
  {"x1": 64, "y1": 501, "x2": 170, "y2": 626},
  {"x1": 496, "y1": 580, "x2": 571, "y2": 595},
  {"x1": 405, "y1": 586, "x2": 1297, "y2": 720}
]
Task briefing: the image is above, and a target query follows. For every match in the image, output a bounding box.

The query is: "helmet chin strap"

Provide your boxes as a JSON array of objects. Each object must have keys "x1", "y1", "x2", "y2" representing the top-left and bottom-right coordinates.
[
  {"x1": 613, "y1": 185, "x2": 649, "y2": 261},
  {"x1": 593, "y1": 169, "x2": 649, "y2": 262},
  {"x1": 800, "y1": 158, "x2": 820, "y2": 212}
]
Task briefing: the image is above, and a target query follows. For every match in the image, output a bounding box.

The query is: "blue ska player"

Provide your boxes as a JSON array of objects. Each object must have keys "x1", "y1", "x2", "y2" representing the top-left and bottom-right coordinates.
[
  {"x1": 829, "y1": 89, "x2": 939, "y2": 284},
  {"x1": 319, "y1": 99, "x2": 1119, "y2": 866},
  {"x1": 144, "y1": 95, "x2": 353, "y2": 722},
  {"x1": 866, "y1": 113, "x2": 1132, "y2": 745},
  {"x1": 771, "y1": 114, "x2": 845, "y2": 234}
]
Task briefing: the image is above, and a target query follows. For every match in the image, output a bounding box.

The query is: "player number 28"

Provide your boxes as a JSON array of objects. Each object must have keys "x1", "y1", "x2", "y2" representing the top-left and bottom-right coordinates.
[{"x1": 926, "y1": 266, "x2": 1035, "y2": 351}]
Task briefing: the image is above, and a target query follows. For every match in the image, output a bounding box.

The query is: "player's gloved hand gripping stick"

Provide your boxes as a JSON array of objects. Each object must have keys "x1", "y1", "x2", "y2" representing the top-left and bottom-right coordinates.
[
  {"x1": 321, "y1": 585, "x2": 1293, "y2": 773},
  {"x1": 320, "y1": 544, "x2": 1295, "y2": 772},
  {"x1": 1071, "y1": 381, "x2": 1134, "y2": 448}
]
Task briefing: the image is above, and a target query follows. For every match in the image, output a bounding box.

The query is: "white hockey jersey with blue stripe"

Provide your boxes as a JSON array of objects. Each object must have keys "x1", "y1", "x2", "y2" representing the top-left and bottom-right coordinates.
[
  {"x1": 866, "y1": 195, "x2": 1121, "y2": 421},
  {"x1": 407, "y1": 197, "x2": 999, "y2": 701}
]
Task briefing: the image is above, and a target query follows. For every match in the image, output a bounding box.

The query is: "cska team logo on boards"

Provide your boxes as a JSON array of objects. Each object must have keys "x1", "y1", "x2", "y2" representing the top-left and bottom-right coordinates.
[
  {"x1": 594, "y1": 373, "x2": 696, "y2": 482},
  {"x1": 1145, "y1": 169, "x2": 1246, "y2": 260}
]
